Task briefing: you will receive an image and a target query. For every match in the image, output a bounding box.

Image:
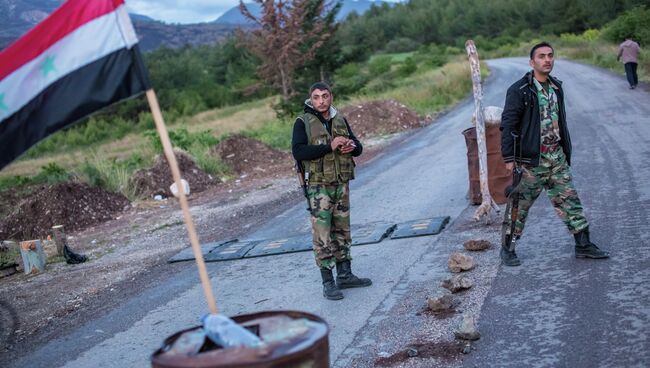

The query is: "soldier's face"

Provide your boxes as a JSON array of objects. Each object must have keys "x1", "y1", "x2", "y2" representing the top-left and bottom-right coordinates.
[
  {"x1": 530, "y1": 46, "x2": 554, "y2": 75},
  {"x1": 310, "y1": 89, "x2": 332, "y2": 114}
]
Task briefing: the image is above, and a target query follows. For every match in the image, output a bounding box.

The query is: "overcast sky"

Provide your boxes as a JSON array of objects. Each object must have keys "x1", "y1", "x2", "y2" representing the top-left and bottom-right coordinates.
[{"x1": 125, "y1": 0, "x2": 400, "y2": 24}]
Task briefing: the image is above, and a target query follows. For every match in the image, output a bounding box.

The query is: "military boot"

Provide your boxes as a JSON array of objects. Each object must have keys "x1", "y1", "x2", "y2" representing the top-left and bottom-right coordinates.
[
  {"x1": 320, "y1": 268, "x2": 343, "y2": 300},
  {"x1": 336, "y1": 260, "x2": 372, "y2": 289},
  {"x1": 574, "y1": 228, "x2": 609, "y2": 259},
  {"x1": 500, "y1": 247, "x2": 521, "y2": 266},
  {"x1": 501, "y1": 236, "x2": 521, "y2": 267}
]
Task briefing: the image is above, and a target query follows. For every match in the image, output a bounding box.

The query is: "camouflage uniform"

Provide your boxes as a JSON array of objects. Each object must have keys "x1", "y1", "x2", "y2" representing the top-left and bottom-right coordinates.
[
  {"x1": 514, "y1": 79, "x2": 589, "y2": 236},
  {"x1": 295, "y1": 108, "x2": 358, "y2": 270},
  {"x1": 308, "y1": 183, "x2": 352, "y2": 269}
]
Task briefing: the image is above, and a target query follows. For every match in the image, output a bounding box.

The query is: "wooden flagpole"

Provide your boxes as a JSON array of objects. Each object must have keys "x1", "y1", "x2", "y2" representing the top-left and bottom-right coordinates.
[{"x1": 145, "y1": 89, "x2": 218, "y2": 315}]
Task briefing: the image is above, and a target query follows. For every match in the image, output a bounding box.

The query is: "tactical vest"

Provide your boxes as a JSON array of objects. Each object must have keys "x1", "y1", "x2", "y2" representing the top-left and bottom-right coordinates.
[{"x1": 301, "y1": 112, "x2": 355, "y2": 184}]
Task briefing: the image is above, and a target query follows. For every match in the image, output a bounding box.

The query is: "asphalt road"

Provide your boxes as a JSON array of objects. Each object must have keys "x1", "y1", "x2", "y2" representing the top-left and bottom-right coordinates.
[
  {"x1": 463, "y1": 58, "x2": 650, "y2": 367},
  {"x1": 11, "y1": 57, "x2": 650, "y2": 368}
]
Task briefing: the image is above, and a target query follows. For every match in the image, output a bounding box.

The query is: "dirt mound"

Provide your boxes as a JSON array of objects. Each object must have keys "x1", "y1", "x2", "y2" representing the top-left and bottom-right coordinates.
[
  {"x1": 0, "y1": 182, "x2": 130, "y2": 240},
  {"x1": 132, "y1": 149, "x2": 217, "y2": 198},
  {"x1": 340, "y1": 99, "x2": 422, "y2": 138},
  {"x1": 213, "y1": 135, "x2": 292, "y2": 178}
]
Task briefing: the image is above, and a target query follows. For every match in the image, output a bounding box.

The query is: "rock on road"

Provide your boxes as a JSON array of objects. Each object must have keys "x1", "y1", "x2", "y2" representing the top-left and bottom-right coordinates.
[{"x1": 11, "y1": 57, "x2": 650, "y2": 368}]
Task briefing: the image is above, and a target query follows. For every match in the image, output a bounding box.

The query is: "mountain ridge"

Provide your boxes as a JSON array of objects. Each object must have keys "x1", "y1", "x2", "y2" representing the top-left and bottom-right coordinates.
[
  {"x1": 0, "y1": 0, "x2": 390, "y2": 51},
  {"x1": 213, "y1": 0, "x2": 389, "y2": 25}
]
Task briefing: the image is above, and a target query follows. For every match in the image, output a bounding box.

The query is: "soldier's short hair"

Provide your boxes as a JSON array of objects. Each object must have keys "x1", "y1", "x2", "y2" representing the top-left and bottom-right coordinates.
[
  {"x1": 309, "y1": 81, "x2": 332, "y2": 96},
  {"x1": 530, "y1": 42, "x2": 554, "y2": 59}
]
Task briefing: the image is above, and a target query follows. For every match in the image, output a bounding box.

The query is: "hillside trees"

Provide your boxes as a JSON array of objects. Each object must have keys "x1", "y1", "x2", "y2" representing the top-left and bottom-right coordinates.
[
  {"x1": 337, "y1": 0, "x2": 650, "y2": 57},
  {"x1": 237, "y1": 0, "x2": 339, "y2": 116},
  {"x1": 602, "y1": 5, "x2": 650, "y2": 45}
]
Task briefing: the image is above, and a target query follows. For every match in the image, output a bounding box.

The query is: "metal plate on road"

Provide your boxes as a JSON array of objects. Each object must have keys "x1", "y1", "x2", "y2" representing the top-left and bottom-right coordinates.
[
  {"x1": 352, "y1": 223, "x2": 396, "y2": 246},
  {"x1": 390, "y1": 216, "x2": 450, "y2": 239},
  {"x1": 244, "y1": 234, "x2": 312, "y2": 258},
  {"x1": 168, "y1": 239, "x2": 237, "y2": 263},
  {"x1": 204, "y1": 240, "x2": 260, "y2": 261}
]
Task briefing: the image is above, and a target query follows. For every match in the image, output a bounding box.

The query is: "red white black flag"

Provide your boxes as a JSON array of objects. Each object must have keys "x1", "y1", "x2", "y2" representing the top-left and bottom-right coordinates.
[{"x1": 0, "y1": 0, "x2": 151, "y2": 169}]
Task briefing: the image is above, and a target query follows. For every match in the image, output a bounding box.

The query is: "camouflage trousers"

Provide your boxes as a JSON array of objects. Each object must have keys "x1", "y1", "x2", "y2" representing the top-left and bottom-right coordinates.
[
  {"x1": 308, "y1": 183, "x2": 352, "y2": 270},
  {"x1": 514, "y1": 147, "x2": 589, "y2": 236}
]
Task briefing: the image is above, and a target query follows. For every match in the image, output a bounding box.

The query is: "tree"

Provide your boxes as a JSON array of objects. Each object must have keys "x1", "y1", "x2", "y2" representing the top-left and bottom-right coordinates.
[{"x1": 238, "y1": 0, "x2": 337, "y2": 115}]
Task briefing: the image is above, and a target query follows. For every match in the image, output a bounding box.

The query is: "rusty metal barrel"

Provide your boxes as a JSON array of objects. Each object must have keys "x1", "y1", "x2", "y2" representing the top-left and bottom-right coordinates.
[
  {"x1": 151, "y1": 310, "x2": 329, "y2": 368},
  {"x1": 462, "y1": 125, "x2": 511, "y2": 204}
]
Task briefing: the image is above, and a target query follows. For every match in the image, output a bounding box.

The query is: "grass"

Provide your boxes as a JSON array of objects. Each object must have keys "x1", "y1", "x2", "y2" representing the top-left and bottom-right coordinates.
[
  {"x1": 369, "y1": 52, "x2": 415, "y2": 63},
  {"x1": 244, "y1": 118, "x2": 293, "y2": 151},
  {"x1": 349, "y1": 55, "x2": 475, "y2": 115}
]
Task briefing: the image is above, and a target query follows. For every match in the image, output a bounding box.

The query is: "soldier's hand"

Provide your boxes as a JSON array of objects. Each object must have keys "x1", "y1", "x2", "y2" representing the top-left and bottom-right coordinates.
[
  {"x1": 330, "y1": 136, "x2": 347, "y2": 151},
  {"x1": 340, "y1": 140, "x2": 356, "y2": 153},
  {"x1": 505, "y1": 162, "x2": 514, "y2": 172}
]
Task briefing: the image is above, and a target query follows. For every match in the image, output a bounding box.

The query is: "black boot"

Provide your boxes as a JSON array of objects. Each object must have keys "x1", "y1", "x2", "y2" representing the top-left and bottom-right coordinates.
[
  {"x1": 336, "y1": 260, "x2": 372, "y2": 289},
  {"x1": 501, "y1": 236, "x2": 521, "y2": 266},
  {"x1": 500, "y1": 247, "x2": 521, "y2": 266},
  {"x1": 574, "y1": 228, "x2": 609, "y2": 259},
  {"x1": 320, "y1": 269, "x2": 343, "y2": 300}
]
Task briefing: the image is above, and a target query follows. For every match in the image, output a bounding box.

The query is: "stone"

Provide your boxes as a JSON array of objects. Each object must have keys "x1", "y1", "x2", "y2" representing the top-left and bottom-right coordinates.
[
  {"x1": 463, "y1": 239, "x2": 491, "y2": 251},
  {"x1": 448, "y1": 252, "x2": 476, "y2": 273},
  {"x1": 441, "y1": 274, "x2": 474, "y2": 293},
  {"x1": 454, "y1": 314, "x2": 481, "y2": 341},
  {"x1": 462, "y1": 342, "x2": 472, "y2": 354},
  {"x1": 427, "y1": 289, "x2": 454, "y2": 312}
]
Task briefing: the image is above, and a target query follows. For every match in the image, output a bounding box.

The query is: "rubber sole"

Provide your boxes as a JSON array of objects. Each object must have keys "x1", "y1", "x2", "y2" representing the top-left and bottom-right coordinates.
[
  {"x1": 323, "y1": 292, "x2": 344, "y2": 300},
  {"x1": 337, "y1": 280, "x2": 373, "y2": 289}
]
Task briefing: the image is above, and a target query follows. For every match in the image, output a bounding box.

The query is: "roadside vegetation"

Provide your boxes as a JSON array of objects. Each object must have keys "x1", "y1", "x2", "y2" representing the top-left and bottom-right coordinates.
[{"x1": 0, "y1": 2, "x2": 647, "y2": 201}]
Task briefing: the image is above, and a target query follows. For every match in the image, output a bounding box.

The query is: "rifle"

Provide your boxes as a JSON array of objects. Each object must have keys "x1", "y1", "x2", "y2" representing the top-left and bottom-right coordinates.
[
  {"x1": 501, "y1": 132, "x2": 523, "y2": 252},
  {"x1": 295, "y1": 160, "x2": 311, "y2": 212}
]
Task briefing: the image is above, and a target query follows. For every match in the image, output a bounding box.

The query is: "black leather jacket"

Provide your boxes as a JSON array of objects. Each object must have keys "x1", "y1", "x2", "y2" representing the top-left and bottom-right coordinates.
[{"x1": 500, "y1": 71, "x2": 572, "y2": 167}]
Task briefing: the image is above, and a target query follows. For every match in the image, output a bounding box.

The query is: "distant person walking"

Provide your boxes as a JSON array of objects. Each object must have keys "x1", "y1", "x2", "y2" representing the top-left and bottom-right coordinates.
[
  {"x1": 617, "y1": 36, "x2": 641, "y2": 89},
  {"x1": 292, "y1": 81, "x2": 372, "y2": 300},
  {"x1": 499, "y1": 42, "x2": 610, "y2": 266}
]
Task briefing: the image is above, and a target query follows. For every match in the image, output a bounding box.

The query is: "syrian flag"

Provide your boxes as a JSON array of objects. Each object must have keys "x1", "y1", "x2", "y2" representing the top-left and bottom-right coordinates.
[{"x1": 0, "y1": 0, "x2": 151, "y2": 170}]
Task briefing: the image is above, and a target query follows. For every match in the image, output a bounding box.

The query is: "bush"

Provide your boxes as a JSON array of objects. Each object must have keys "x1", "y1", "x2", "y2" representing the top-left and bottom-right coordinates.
[
  {"x1": 369, "y1": 55, "x2": 393, "y2": 75},
  {"x1": 146, "y1": 128, "x2": 218, "y2": 153},
  {"x1": 33, "y1": 163, "x2": 72, "y2": 184},
  {"x1": 333, "y1": 63, "x2": 370, "y2": 97},
  {"x1": 244, "y1": 119, "x2": 293, "y2": 151},
  {"x1": 383, "y1": 37, "x2": 421, "y2": 53},
  {"x1": 397, "y1": 57, "x2": 417, "y2": 77},
  {"x1": 74, "y1": 152, "x2": 149, "y2": 200},
  {"x1": 601, "y1": 6, "x2": 650, "y2": 45},
  {"x1": 361, "y1": 75, "x2": 397, "y2": 94}
]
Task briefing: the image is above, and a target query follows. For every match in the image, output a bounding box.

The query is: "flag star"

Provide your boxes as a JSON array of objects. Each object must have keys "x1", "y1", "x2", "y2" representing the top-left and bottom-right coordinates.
[
  {"x1": 0, "y1": 93, "x2": 7, "y2": 112},
  {"x1": 41, "y1": 55, "x2": 57, "y2": 77}
]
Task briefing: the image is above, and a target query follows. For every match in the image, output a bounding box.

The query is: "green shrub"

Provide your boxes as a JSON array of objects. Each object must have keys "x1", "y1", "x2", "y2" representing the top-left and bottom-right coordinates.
[
  {"x1": 361, "y1": 75, "x2": 397, "y2": 94},
  {"x1": 333, "y1": 63, "x2": 370, "y2": 97},
  {"x1": 601, "y1": 5, "x2": 650, "y2": 45},
  {"x1": 383, "y1": 37, "x2": 421, "y2": 53},
  {"x1": 76, "y1": 153, "x2": 148, "y2": 201},
  {"x1": 33, "y1": 163, "x2": 71, "y2": 184},
  {"x1": 146, "y1": 128, "x2": 218, "y2": 153},
  {"x1": 397, "y1": 57, "x2": 417, "y2": 77},
  {"x1": 244, "y1": 119, "x2": 293, "y2": 151},
  {"x1": 369, "y1": 55, "x2": 393, "y2": 75},
  {"x1": 0, "y1": 175, "x2": 32, "y2": 191}
]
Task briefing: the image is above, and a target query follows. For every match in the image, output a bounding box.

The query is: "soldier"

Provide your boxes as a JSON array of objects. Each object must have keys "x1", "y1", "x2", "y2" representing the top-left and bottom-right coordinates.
[
  {"x1": 500, "y1": 42, "x2": 610, "y2": 266},
  {"x1": 292, "y1": 81, "x2": 372, "y2": 300}
]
